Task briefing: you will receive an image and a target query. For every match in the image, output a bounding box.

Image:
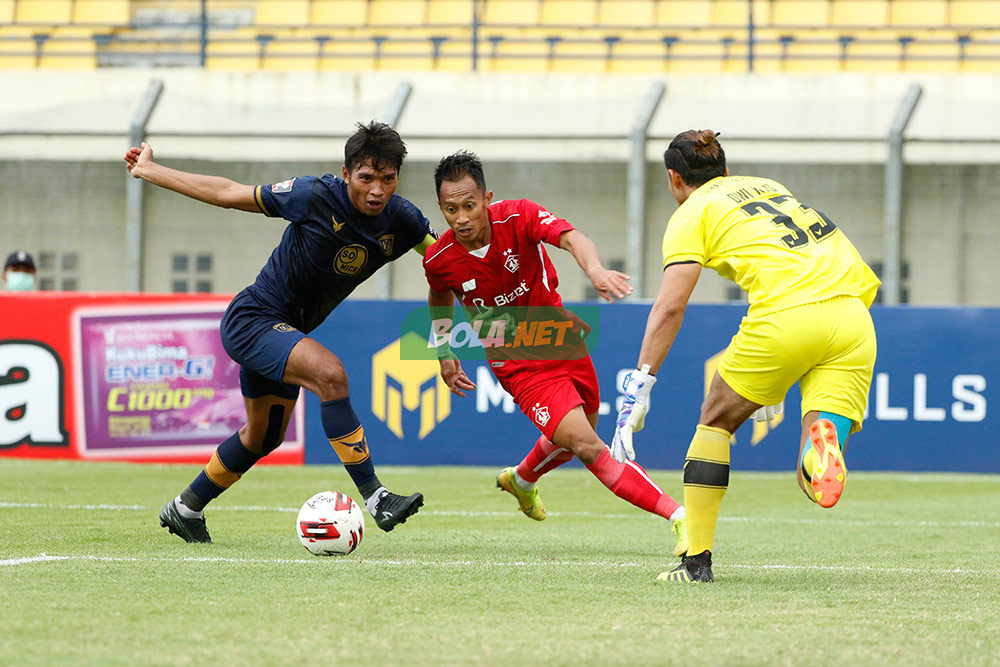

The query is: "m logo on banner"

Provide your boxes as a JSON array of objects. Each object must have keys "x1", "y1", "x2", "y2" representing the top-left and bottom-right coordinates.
[
  {"x1": 0, "y1": 341, "x2": 69, "y2": 449},
  {"x1": 371, "y1": 335, "x2": 450, "y2": 439}
]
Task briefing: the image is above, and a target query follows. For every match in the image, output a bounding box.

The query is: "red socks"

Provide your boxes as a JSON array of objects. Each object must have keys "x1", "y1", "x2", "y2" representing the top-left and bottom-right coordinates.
[
  {"x1": 516, "y1": 435, "x2": 575, "y2": 483},
  {"x1": 586, "y1": 448, "x2": 680, "y2": 519}
]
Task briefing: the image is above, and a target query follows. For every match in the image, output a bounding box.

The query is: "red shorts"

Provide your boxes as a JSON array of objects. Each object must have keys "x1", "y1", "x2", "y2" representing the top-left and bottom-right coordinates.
[{"x1": 490, "y1": 356, "x2": 600, "y2": 440}]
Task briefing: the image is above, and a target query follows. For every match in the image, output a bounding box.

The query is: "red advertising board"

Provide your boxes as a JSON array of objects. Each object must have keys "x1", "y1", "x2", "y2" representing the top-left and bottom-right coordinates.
[{"x1": 0, "y1": 292, "x2": 303, "y2": 464}]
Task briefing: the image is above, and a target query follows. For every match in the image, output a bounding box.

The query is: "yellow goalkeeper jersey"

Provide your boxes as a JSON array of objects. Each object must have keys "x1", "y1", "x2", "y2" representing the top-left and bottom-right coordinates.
[{"x1": 661, "y1": 175, "x2": 880, "y2": 317}]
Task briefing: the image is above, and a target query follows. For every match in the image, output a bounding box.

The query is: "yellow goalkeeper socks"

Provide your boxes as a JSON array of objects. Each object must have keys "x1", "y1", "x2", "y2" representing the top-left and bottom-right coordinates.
[{"x1": 682, "y1": 425, "x2": 732, "y2": 556}]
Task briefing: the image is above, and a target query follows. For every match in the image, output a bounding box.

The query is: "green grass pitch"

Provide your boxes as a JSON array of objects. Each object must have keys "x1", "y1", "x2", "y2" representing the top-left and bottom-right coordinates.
[{"x1": 2, "y1": 458, "x2": 999, "y2": 665}]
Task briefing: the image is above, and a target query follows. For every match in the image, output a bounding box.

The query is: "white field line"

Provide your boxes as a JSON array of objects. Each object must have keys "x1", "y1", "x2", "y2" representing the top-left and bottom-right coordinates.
[
  {"x1": 1, "y1": 501, "x2": 998, "y2": 529},
  {"x1": 1, "y1": 553, "x2": 996, "y2": 576}
]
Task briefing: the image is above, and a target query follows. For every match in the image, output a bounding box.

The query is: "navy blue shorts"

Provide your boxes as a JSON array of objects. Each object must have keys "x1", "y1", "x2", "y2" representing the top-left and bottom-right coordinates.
[{"x1": 220, "y1": 290, "x2": 304, "y2": 400}]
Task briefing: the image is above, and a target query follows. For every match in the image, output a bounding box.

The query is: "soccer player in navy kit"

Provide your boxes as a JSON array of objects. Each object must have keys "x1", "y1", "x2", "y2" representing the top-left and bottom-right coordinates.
[{"x1": 125, "y1": 122, "x2": 435, "y2": 543}]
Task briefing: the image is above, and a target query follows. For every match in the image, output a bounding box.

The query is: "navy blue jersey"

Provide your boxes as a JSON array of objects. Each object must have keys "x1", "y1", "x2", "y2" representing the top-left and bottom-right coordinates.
[{"x1": 249, "y1": 174, "x2": 434, "y2": 333}]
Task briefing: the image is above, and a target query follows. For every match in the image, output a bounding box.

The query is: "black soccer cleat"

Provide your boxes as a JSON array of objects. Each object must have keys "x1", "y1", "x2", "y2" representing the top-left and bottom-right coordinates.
[
  {"x1": 657, "y1": 550, "x2": 714, "y2": 583},
  {"x1": 159, "y1": 498, "x2": 212, "y2": 543},
  {"x1": 372, "y1": 490, "x2": 424, "y2": 532}
]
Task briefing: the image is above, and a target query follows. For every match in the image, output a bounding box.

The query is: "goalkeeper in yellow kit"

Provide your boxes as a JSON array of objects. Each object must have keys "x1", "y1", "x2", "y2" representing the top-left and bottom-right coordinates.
[{"x1": 613, "y1": 129, "x2": 880, "y2": 583}]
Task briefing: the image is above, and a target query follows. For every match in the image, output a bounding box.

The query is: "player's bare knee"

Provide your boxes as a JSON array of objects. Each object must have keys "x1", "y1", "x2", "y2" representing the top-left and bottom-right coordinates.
[
  {"x1": 312, "y1": 363, "x2": 349, "y2": 402},
  {"x1": 561, "y1": 436, "x2": 603, "y2": 465}
]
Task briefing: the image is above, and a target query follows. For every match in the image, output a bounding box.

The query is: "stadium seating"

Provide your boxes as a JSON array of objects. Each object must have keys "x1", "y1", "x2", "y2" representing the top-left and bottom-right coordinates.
[{"x1": 0, "y1": 0, "x2": 997, "y2": 73}]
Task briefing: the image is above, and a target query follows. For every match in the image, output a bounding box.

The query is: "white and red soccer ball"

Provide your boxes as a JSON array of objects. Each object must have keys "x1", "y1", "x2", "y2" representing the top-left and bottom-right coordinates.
[{"x1": 296, "y1": 491, "x2": 365, "y2": 556}]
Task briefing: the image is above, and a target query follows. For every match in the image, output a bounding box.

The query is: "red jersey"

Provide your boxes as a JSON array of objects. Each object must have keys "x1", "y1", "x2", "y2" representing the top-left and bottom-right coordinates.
[{"x1": 423, "y1": 198, "x2": 573, "y2": 311}]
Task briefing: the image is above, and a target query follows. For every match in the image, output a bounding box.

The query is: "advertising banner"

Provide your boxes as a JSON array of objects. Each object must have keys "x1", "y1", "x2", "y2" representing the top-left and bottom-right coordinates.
[
  {"x1": 303, "y1": 301, "x2": 997, "y2": 474},
  {"x1": 1, "y1": 293, "x2": 303, "y2": 463}
]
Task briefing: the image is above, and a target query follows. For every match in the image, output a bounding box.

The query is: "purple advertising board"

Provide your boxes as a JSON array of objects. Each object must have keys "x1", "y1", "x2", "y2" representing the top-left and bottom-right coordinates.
[{"x1": 72, "y1": 305, "x2": 303, "y2": 460}]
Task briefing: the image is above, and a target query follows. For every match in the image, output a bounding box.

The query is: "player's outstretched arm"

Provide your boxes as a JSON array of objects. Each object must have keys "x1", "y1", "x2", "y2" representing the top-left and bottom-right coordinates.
[
  {"x1": 558, "y1": 229, "x2": 632, "y2": 302},
  {"x1": 428, "y1": 286, "x2": 477, "y2": 397},
  {"x1": 635, "y1": 262, "x2": 702, "y2": 374},
  {"x1": 124, "y1": 142, "x2": 261, "y2": 213}
]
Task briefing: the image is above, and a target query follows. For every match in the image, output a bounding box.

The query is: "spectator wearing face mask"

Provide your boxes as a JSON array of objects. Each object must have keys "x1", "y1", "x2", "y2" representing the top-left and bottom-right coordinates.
[{"x1": 3, "y1": 251, "x2": 36, "y2": 291}]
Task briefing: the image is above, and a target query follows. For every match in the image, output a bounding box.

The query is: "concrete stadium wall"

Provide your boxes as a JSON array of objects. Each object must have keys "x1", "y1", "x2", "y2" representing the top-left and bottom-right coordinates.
[{"x1": 1, "y1": 69, "x2": 999, "y2": 305}]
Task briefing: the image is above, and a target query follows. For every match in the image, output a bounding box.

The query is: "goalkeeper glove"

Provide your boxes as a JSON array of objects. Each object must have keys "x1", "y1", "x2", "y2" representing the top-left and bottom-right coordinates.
[
  {"x1": 752, "y1": 401, "x2": 784, "y2": 423},
  {"x1": 611, "y1": 364, "x2": 657, "y2": 463}
]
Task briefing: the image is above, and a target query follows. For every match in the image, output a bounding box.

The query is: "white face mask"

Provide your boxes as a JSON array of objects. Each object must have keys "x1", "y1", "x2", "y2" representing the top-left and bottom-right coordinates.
[{"x1": 4, "y1": 271, "x2": 36, "y2": 291}]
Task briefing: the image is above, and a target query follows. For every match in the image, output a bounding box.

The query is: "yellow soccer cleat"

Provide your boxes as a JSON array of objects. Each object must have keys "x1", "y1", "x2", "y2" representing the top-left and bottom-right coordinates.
[
  {"x1": 809, "y1": 418, "x2": 847, "y2": 508},
  {"x1": 496, "y1": 467, "x2": 546, "y2": 521},
  {"x1": 671, "y1": 516, "x2": 688, "y2": 558}
]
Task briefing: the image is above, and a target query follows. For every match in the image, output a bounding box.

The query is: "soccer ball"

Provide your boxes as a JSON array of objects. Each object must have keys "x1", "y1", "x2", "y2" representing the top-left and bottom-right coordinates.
[{"x1": 296, "y1": 491, "x2": 365, "y2": 556}]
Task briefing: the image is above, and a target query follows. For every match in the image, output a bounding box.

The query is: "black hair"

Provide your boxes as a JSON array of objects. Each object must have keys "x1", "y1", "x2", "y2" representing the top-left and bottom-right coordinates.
[
  {"x1": 344, "y1": 120, "x2": 407, "y2": 173},
  {"x1": 663, "y1": 129, "x2": 727, "y2": 186},
  {"x1": 434, "y1": 150, "x2": 487, "y2": 197}
]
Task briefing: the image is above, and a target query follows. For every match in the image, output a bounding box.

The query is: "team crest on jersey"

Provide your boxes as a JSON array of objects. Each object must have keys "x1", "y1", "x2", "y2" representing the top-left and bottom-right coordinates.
[
  {"x1": 379, "y1": 234, "x2": 394, "y2": 256},
  {"x1": 332, "y1": 216, "x2": 345, "y2": 232},
  {"x1": 272, "y1": 178, "x2": 295, "y2": 193},
  {"x1": 503, "y1": 249, "x2": 519, "y2": 274},
  {"x1": 272, "y1": 323, "x2": 297, "y2": 333},
  {"x1": 531, "y1": 403, "x2": 550, "y2": 427},
  {"x1": 334, "y1": 244, "x2": 368, "y2": 276}
]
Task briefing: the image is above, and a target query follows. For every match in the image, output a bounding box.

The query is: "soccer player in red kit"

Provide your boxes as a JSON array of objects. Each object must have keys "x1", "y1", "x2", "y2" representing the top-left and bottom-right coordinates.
[{"x1": 423, "y1": 151, "x2": 687, "y2": 557}]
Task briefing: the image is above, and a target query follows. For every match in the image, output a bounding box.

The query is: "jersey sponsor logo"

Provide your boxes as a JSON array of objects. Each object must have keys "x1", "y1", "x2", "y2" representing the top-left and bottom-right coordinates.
[
  {"x1": 531, "y1": 403, "x2": 550, "y2": 427},
  {"x1": 271, "y1": 178, "x2": 295, "y2": 193},
  {"x1": 334, "y1": 244, "x2": 368, "y2": 276},
  {"x1": 494, "y1": 281, "x2": 530, "y2": 307},
  {"x1": 502, "y1": 249, "x2": 519, "y2": 274},
  {"x1": 272, "y1": 323, "x2": 297, "y2": 333},
  {"x1": 461, "y1": 278, "x2": 477, "y2": 293},
  {"x1": 332, "y1": 216, "x2": 345, "y2": 232},
  {"x1": 372, "y1": 335, "x2": 451, "y2": 439},
  {"x1": 379, "y1": 234, "x2": 394, "y2": 256},
  {"x1": 0, "y1": 341, "x2": 69, "y2": 449}
]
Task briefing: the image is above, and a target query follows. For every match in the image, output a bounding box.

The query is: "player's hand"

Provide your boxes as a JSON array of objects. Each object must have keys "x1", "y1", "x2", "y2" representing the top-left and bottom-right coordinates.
[
  {"x1": 589, "y1": 268, "x2": 632, "y2": 303},
  {"x1": 752, "y1": 401, "x2": 784, "y2": 423},
  {"x1": 611, "y1": 365, "x2": 657, "y2": 463},
  {"x1": 124, "y1": 141, "x2": 154, "y2": 178},
  {"x1": 439, "y1": 358, "x2": 476, "y2": 397}
]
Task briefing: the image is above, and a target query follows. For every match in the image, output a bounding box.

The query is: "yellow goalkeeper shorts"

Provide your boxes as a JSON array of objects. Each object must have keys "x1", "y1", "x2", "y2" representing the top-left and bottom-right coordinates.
[{"x1": 717, "y1": 295, "x2": 877, "y2": 430}]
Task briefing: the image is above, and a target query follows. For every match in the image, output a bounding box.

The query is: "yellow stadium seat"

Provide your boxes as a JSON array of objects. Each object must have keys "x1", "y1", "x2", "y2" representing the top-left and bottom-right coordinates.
[
  {"x1": 39, "y1": 26, "x2": 95, "y2": 68},
  {"x1": 204, "y1": 29, "x2": 261, "y2": 70},
  {"x1": 486, "y1": 36, "x2": 551, "y2": 71},
  {"x1": 712, "y1": 0, "x2": 759, "y2": 28},
  {"x1": 961, "y1": 37, "x2": 1000, "y2": 72},
  {"x1": 481, "y1": 0, "x2": 540, "y2": 26},
  {"x1": 843, "y1": 33, "x2": 901, "y2": 70},
  {"x1": 16, "y1": 0, "x2": 73, "y2": 24},
  {"x1": 319, "y1": 37, "x2": 378, "y2": 71},
  {"x1": 369, "y1": 0, "x2": 428, "y2": 26},
  {"x1": 261, "y1": 32, "x2": 320, "y2": 70},
  {"x1": 889, "y1": 0, "x2": 948, "y2": 28},
  {"x1": 901, "y1": 37, "x2": 960, "y2": 71},
  {"x1": 664, "y1": 34, "x2": 727, "y2": 72},
  {"x1": 0, "y1": 26, "x2": 38, "y2": 68},
  {"x1": 311, "y1": 0, "x2": 369, "y2": 27},
  {"x1": 830, "y1": 0, "x2": 888, "y2": 27},
  {"x1": 597, "y1": 0, "x2": 655, "y2": 28},
  {"x1": 378, "y1": 37, "x2": 439, "y2": 69},
  {"x1": 0, "y1": 0, "x2": 15, "y2": 23},
  {"x1": 255, "y1": 0, "x2": 309, "y2": 27},
  {"x1": 655, "y1": 0, "x2": 712, "y2": 27},
  {"x1": 434, "y1": 36, "x2": 474, "y2": 70},
  {"x1": 771, "y1": 0, "x2": 830, "y2": 28},
  {"x1": 608, "y1": 39, "x2": 666, "y2": 72},
  {"x1": 427, "y1": 0, "x2": 475, "y2": 26},
  {"x1": 781, "y1": 30, "x2": 845, "y2": 72},
  {"x1": 539, "y1": 0, "x2": 597, "y2": 26},
  {"x1": 72, "y1": 0, "x2": 130, "y2": 26},
  {"x1": 549, "y1": 38, "x2": 608, "y2": 71},
  {"x1": 950, "y1": 0, "x2": 1000, "y2": 28}
]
